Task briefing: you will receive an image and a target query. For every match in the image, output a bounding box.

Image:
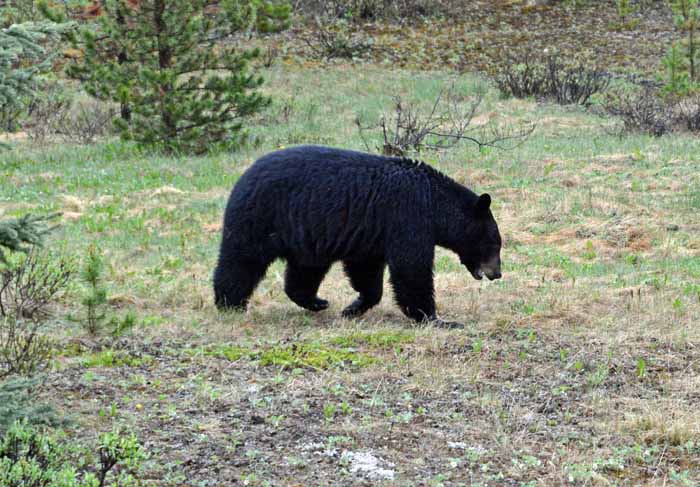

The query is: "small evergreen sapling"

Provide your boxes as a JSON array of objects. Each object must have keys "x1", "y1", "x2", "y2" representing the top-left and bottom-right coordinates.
[
  {"x1": 669, "y1": 0, "x2": 700, "y2": 84},
  {"x1": 0, "y1": 377, "x2": 60, "y2": 432},
  {"x1": 662, "y1": 41, "x2": 692, "y2": 96},
  {"x1": 81, "y1": 245, "x2": 108, "y2": 335}
]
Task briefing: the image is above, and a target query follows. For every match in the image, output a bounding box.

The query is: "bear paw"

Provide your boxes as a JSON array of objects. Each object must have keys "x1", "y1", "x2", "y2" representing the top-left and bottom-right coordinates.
[
  {"x1": 341, "y1": 302, "x2": 365, "y2": 318},
  {"x1": 305, "y1": 298, "x2": 329, "y2": 312}
]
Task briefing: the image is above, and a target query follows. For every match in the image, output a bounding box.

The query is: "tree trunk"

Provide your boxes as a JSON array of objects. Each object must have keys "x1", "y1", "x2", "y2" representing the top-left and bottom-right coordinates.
[
  {"x1": 116, "y1": 6, "x2": 131, "y2": 122},
  {"x1": 690, "y1": 26, "x2": 696, "y2": 82},
  {"x1": 153, "y1": 0, "x2": 175, "y2": 137}
]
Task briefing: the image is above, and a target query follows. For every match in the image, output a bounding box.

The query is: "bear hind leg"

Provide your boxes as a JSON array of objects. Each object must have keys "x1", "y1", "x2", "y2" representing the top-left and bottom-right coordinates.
[
  {"x1": 284, "y1": 261, "x2": 330, "y2": 312},
  {"x1": 342, "y1": 259, "x2": 384, "y2": 318},
  {"x1": 214, "y1": 256, "x2": 271, "y2": 311}
]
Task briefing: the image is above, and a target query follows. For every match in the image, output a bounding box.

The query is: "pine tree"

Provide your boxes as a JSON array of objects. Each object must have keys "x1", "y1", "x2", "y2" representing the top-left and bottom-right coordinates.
[
  {"x1": 0, "y1": 12, "x2": 67, "y2": 133},
  {"x1": 68, "y1": 0, "x2": 290, "y2": 154},
  {"x1": 0, "y1": 214, "x2": 59, "y2": 263}
]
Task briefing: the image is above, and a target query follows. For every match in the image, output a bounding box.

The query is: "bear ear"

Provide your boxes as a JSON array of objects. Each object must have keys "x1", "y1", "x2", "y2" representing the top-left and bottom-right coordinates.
[{"x1": 474, "y1": 193, "x2": 491, "y2": 217}]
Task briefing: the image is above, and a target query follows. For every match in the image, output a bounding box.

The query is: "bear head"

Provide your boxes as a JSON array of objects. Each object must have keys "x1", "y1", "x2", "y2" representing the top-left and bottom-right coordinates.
[{"x1": 457, "y1": 193, "x2": 502, "y2": 281}]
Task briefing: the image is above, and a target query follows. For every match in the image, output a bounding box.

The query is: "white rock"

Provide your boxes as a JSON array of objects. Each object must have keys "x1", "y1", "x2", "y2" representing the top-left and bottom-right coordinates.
[{"x1": 341, "y1": 450, "x2": 395, "y2": 481}]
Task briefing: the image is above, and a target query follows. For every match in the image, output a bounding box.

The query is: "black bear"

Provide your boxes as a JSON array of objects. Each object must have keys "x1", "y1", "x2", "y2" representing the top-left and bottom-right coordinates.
[{"x1": 213, "y1": 145, "x2": 502, "y2": 325}]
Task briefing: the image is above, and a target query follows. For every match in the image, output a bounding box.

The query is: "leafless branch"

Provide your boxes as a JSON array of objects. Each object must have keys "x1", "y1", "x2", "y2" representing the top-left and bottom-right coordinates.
[{"x1": 356, "y1": 84, "x2": 535, "y2": 156}]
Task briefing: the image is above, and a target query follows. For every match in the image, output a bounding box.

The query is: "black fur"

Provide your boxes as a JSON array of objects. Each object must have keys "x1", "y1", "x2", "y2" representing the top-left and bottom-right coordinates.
[{"x1": 213, "y1": 145, "x2": 502, "y2": 323}]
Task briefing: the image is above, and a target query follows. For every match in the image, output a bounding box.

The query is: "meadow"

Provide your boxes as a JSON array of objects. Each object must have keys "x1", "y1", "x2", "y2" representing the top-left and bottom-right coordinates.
[{"x1": 2, "y1": 65, "x2": 700, "y2": 485}]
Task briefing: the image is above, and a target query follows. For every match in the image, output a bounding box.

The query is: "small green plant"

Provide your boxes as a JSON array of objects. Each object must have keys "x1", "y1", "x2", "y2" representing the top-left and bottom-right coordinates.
[
  {"x1": 111, "y1": 310, "x2": 137, "y2": 338},
  {"x1": 636, "y1": 358, "x2": 647, "y2": 378},
  {"x1": 0, "y1": 420, "x2": 145, "y2": 486},
  {"x1": 81, "y1": 245, "x2": 108, "y2": 335},
  {"x1": 204, "y1": 344, "x2": 249, "y2": 361},
  {"x1": 586, "y1": 363, "x2": 609, "y2": 387},
  {"x1": 615, "y1": 0, "x2": 638, "y2": 28},
  {"x1": 268, "y1": 415, "x2": 285, "y2": 427},
  {"x1": 323, "y1": 403, "x2": 336, "y2": 421},
  {"x1": 582, "y1": 240, "x2": 597, "y2": 260},
  {"x1": 491, "y1": 53, "x2": 609, "y2": 106}
]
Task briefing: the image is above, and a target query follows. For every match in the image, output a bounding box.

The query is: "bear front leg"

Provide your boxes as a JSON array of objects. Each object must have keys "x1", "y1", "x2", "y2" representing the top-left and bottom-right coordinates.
[
  {"x1": 342, "y1": 259, "x2": 384, "y2": 318},
  {"x1": 284, "y1": 262, "x2": 330, "y2": 312},
  {"x1": 388, "y1": 263, "x2": 437, "y2": 323},
  {"x1": 214, "y1": 256, "x2": 271, "y2": 311}
]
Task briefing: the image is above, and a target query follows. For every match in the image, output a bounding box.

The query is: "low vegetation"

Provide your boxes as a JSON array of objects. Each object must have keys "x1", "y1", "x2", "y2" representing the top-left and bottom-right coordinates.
[{"x1": 0, "y1": 421, "x2": 144, "y2": 487}]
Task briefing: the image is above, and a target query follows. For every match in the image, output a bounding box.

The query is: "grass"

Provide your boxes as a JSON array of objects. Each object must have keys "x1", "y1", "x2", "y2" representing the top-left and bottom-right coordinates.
[
  {"x1": 2, "y1": 64, "x2": 700, "y2": 485},
  {"x1": 198, "y1": 342, "x2": 375, "y2": 369}
]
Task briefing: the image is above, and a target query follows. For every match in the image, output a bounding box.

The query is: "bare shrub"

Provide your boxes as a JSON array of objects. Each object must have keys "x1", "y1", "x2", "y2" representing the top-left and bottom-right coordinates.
[
  {"x1": 303, "y1": 17, "x2": 374, "y2": 60},
  {"x1": 356, "y1": 85, "x2": 535, "y2": 156},
  {"x1": 0, "y1": 250, "x2": 73, "y2": 321},
  {"x1": 24, "y1": 84, "x2": 117, "y2": 145},
  {"x1": 0, "y1": 319, "x2": 52, "y2": 378},
  {"x1": 58, "y1": 99, "x2": 118, "y2": 145},
  {"x1": 491, "y1": 56, "x2": 549, "y2": 100},
  {"x1": 24, "y1": 83, "x2": 72, "y2": 144},
  {"x1": 602, "y1": 87, "x2": 673, "y2": 136},
  {"x1": 0, "y1": 250, "x2": 73, "y2": 378},
  {"x1": 546, "y1": 57, "x2": 611, "y2": 105},
  {"x1": 674, "y1": 96, "x2": 700, "y2": 131},
  {"x1": 293, "y1": 0, "x2": 464, "y2": 21},
  {"x1": 492, "y1": 54, "x2": 610, "y2": 106}
]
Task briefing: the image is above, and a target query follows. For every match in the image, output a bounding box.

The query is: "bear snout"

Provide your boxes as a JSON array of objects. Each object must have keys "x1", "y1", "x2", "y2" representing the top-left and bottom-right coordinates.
[
  {"x1": 485, "y1": 268, "x2": 502, "y2": 280},
  {"x1": 481, "y1": 256, "x2": 502, "y2": 281}
]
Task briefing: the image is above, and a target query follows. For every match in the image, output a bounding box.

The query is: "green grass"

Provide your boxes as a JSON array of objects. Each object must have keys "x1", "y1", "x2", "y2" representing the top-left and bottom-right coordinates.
[
  {"x1": 80, "y1": 350, "x2": 153, "y2": 368},
  {"x1": 256, "y1": 343, "x2": 375, "y2": 370},
  {"x1": 329, "y1": 330, "x2": 415, "y2": 348},
  {"x1": 197, "y1": 342, "x2": 375, "y2": 369},
  {"x1": 2, "y1": 65, "x2": 699, "y2": 485}
]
